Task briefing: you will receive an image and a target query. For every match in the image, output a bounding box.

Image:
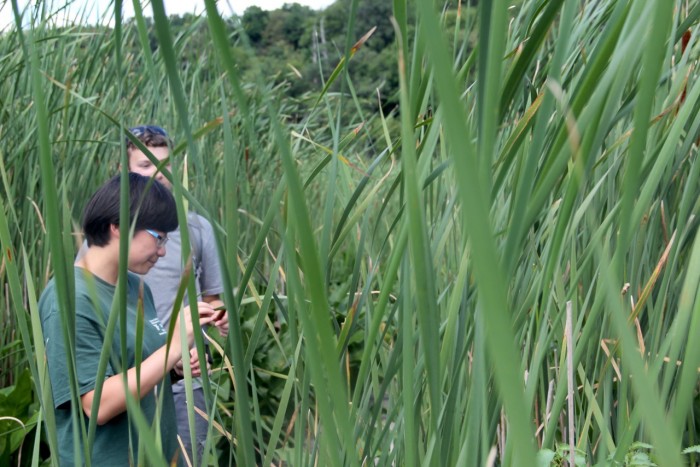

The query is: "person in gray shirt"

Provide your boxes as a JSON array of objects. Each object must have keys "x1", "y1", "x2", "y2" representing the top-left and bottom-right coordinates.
[
  {"x1": 124, "y1": 125, "x2": 229, "y2": 463},
  {"x1": 78, "y1": 125, "x2": 228, "y2": 463}
]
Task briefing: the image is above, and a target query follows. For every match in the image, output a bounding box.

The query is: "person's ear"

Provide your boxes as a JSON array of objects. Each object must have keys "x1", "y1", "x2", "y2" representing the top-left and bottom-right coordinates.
[{"x1": 109, "y1": 224, "x2": 120, "y2": 239}]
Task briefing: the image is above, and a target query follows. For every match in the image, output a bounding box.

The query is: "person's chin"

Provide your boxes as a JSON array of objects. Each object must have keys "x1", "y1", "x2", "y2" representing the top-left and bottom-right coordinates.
[{"x1": 131, "y1": 260, "x2": 157, "y2": 274}]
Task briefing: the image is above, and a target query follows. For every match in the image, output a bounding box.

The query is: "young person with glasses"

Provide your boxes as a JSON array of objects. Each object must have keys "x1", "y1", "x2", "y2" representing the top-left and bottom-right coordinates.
[
  {"x1": 114, "y1": 124, "x2": 228, "y2": 461},
  {"x1": 41, "y1": 173, "x2": 216, "y2": 465}
]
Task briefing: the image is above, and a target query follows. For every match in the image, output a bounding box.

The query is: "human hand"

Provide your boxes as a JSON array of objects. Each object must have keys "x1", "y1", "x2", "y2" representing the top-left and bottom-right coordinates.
[
  {"x1": 213, "y1": 309, "x2": 229, "y2": 337},
  {"x1": 173, "y1": 347, "x2": 207, "y2": 377},
  {"x1": 174, "y1": 302, "x2": 216, "y2": 352},
  {"x1": 204, "y1": 297, "x2": 228, "y2": 337}
]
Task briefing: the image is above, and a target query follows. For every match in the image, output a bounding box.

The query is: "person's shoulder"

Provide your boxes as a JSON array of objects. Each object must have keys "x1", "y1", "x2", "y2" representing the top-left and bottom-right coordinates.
[
  {"x1": 126, "y1": 271, "x2": 155, "y2": 299},
  {"x1": 39, "y1": 270, "x2": 85, "y2": 320},
  {"x1": 126, "y1": 271, "x2": 141, "y2": 284},
  {"x1": 39, "y1": 275, "x2": 58, "y2": 296},
  {"x1": 40, "y1": 267, "x2": 81, "y2": 309},
  {"x1": 186, "y1": 211, "x2": 212, "y2": 230},
  {"x1": 126, "y1": 271, "x2": 150, "y2": 292},
  {"x1": 38, "y1": 277, "x2": 58, "y2": 317},
  {"x1": 185, "y1": 211, "x2": 215, "y2": 247}
]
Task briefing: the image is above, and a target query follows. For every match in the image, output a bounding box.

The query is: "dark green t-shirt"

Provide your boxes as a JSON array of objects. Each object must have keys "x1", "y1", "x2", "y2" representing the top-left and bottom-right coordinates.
[{"x1": 39, "y1": 268, "x2": 180, "y2": 466}]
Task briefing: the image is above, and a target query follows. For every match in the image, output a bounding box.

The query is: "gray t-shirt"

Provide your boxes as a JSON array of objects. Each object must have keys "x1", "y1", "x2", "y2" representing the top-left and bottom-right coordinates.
[
  {"x1": 147, "y1": 212, "x2": 224, "y2": 328},
  {"x1": 145, "y1": 212, "x2": 224, "y2": 394}
]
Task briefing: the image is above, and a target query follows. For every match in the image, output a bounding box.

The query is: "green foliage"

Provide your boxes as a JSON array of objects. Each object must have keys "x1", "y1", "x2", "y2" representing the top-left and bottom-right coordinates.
[
  {"x1": 266, "y1": 3, "x2": 313, "y2": 49},
  {"x1": 537, "y1": 445, "x2": 587, "y2": 467},
  {"x1": 606, "y1": 442, "x2": 656, "y2": 466},
  {"x1": 241, "y1": 6, "x2": 268, "y2": 44},
  {"x1": 0, "y1": 370, "x2": 42, "y2": 465},
  {"x1": 683, "y1": 444, "x2": 700, "y2": 454},
  {"x1": 236, "y1": 0, "x2": 413, "y2": 112}
]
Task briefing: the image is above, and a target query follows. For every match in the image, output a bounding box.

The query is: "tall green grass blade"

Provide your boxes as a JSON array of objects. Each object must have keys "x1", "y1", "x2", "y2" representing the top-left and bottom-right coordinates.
[
  {"x1": 394, "y1": 19, "x2": 442, "y2": 465},
  {"x1": 19, "y1": 15, "x2": 87, "y2": 464},
  {"x1": 415, "y1": 1, "x2": 537, "y2": 464}
]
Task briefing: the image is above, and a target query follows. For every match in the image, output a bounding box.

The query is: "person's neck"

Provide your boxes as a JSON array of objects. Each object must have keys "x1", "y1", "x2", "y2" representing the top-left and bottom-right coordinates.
[{"x1": 75, "y1": 245, "x2": 120, "y2": 285}]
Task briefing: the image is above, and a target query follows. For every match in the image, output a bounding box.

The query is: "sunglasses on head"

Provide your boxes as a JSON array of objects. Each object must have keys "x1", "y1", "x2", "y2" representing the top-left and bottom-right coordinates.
[{"x1": 127, "y1": 125, "x2": 169, "y2": 139}]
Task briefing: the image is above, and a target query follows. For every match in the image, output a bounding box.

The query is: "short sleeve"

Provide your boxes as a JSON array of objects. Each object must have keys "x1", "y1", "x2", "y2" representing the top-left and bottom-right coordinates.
[{"x1": 196, "y1": 216, "x2": 224, "y2": 297}]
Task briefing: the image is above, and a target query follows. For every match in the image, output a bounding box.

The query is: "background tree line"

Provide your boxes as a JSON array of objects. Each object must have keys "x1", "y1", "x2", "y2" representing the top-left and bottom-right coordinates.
[{"x1": 122, "y1": 0, "x2": 473, "y2": 123}]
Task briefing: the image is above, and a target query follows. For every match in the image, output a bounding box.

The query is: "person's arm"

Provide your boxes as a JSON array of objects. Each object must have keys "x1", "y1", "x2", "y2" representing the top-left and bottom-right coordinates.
[
  {"x1": 81, "y1": 302, "x2": 215, "y2": 425},
  {"x1": 81, "y1": 343, "x2": 182, "y2": 425}
]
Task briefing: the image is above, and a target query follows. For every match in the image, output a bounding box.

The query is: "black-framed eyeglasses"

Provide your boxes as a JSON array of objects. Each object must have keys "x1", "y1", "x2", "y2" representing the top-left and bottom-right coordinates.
[
  {"x1": 145, "y1": 229, "x2": 169, "y2": 248},
  {"x1": 127, "y1": 125, "x2": 169, "y2": 139}
]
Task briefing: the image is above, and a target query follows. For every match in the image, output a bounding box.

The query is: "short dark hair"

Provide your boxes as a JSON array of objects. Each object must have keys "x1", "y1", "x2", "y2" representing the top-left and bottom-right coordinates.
[
  {"x1": 125, "y1": 125, "x2": 174, "y2": 158},
  {"x1": 82, "y1": 173, "x2": 178, "y2": 247}
]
